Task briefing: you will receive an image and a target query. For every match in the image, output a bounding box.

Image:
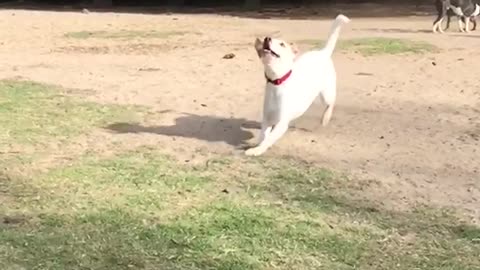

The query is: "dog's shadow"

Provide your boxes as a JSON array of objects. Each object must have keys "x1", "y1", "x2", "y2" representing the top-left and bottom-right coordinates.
[{"x1": 105, "y1": 113, "x2": 259, "y2": 148}]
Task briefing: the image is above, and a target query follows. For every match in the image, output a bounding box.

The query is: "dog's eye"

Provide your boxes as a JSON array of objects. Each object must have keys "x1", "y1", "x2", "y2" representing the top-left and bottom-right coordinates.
[{"x1": 280, "y1": 42, "x2": 286, "y2": 47}]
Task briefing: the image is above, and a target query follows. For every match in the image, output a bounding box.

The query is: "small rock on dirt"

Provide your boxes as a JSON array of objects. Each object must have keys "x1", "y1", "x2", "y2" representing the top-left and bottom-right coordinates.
[
  {"x1": 355, "y1": 72, "x2": 374, "y2": 76},
  {"x1": 223, "y1": 53, "x2": 236, "y2": 59},
  {"x1": 139, "y1": 67, "x2": 160, "y2": 72}
]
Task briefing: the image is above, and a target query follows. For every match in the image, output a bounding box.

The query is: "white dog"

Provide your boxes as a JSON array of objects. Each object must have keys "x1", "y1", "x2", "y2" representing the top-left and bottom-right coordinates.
[{"x1": 245, "y1": 14, "x2": 351, "y2": 156}]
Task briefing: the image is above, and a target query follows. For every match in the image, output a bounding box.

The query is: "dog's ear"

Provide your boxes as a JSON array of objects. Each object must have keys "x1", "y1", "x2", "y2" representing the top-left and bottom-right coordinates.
[
  {"x1": 290, "y1": 42, "x2": 299, "y2": 55},
  {"x1": 254, "y1": 38, "x2": 263, "y2": 57}
]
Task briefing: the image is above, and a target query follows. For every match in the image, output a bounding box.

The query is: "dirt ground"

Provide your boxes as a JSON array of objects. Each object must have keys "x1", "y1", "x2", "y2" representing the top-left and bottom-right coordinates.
[{"x1": 0, "y1": 5, "x2": 478, "y2": 222}]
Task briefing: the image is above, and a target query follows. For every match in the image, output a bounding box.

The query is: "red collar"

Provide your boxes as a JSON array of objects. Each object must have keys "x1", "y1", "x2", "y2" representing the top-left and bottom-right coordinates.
[{"x1": 265, "y1": 70, "x2": 292, "y2": 85}]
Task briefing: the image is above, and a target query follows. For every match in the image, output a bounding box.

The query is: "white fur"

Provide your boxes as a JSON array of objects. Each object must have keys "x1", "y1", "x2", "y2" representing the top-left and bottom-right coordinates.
[
  {"x1": 458, "y1": 16, "x2": 466, "y2": 32},
  {"x1": 464, "y1": 16, "x2": 470, "y2": 32},
  {"x1": 245, "y1": 14, "x2": 350, "y2": 156},
  {"x1": 473, "y1": 4, "x2": 480, "y2": 16},
  {"x1": 451, "y1": 6, "x2": 464, "y2": 16},
  {"x1": 433, "y1": 17, "x2": 445, "y2": 33}
]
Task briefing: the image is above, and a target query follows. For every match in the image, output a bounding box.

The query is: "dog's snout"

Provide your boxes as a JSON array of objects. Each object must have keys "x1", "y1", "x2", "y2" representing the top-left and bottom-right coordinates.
[{"x1": 264, "y1": 37, "x2": 271, "y2": 42}]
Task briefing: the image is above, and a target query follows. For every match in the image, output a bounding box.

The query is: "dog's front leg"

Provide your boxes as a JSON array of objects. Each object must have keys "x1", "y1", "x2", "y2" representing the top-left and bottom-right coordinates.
[
  {"x1": 258, "y1": 122, "x2": 273, "y2": 144},
  {"x1": 445, "y1": 14, "x2": 451, "y2": 30},
  {"x1": 245, "y1": 121, "x2": 289, "y2": 156},
  {"x1": 465, "y1": 17, "x2": 471, "y2": 32},
  {"x1": 433, "y1": 2, "x2": 447, "y2": 33},
  {"x1": 433, "y1": 16, "x2": 445, "y2": 33},
  {"x1": 458, "y1": 17, "x2": 466, "y2": 32},
  {"x1": 458, "y1": 16, "x2": 466, "y2": 33}
]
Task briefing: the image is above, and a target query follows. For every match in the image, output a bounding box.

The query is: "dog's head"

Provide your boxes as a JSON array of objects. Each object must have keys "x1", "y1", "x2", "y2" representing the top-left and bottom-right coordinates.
[{"x1": 254, "y1": 36, "x2": 298, "y2": 78}]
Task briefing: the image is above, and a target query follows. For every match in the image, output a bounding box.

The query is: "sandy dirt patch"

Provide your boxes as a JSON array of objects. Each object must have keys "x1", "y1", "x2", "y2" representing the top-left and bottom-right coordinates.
[{"x1": 0, "y1": 6, "x2": 478, "y2": 221}]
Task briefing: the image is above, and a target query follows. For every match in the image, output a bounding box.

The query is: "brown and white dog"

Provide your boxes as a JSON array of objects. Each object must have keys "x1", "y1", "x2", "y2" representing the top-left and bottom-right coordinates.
[{"x1": 433, "y1": 0, "x2": 480, "y2": 33}]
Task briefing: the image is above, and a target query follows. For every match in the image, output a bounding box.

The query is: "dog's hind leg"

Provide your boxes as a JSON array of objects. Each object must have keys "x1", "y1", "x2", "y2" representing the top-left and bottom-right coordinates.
[
  {"x1": 321, "y1": 85, "x2": 336, "y2": 126},
  {"x1": 322, "y1": 105, "x2": 335, "y2": 127}
]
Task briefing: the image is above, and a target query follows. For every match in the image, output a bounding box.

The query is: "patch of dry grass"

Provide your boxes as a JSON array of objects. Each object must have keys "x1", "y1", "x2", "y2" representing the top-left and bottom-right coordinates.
[
  {"x1": 64, "y1": 30, "x2": 190, "y2": 40},
  {"x1": 297, "y1": 37, "x2": 439, "y2": 56}
]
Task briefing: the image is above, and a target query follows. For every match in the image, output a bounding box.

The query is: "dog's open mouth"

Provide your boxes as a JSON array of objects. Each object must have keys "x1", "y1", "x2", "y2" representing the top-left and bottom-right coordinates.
[{"x1": 263, "y1": 40, "x2": 280, "y2": 58}]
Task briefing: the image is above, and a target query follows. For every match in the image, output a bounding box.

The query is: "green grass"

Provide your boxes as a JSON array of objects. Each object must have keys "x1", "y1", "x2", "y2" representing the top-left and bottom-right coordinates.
[
  {"x1": 1, "y1": 80, "x2": 479, "y2": 270},
  {"x1": 64, "y1": 30, "x2": 190, "y2": 40},
  {"x1": 0, "y1": 80, "x2": 142, "y2": 166},
  {"x1": 30, "y1": 149, "x2": 212, "y2": 213},
  {"x1": 298, "y1": 37, "x2": 439, "y2": 56},
  {"x1": 0, "y1": 80, "x2": 139, "y2": 146}
]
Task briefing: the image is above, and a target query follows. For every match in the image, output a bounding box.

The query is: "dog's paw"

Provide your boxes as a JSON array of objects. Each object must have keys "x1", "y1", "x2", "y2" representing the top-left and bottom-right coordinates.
[{"x1": 245, "y1": 147, "x2": 265, "y2": 156}]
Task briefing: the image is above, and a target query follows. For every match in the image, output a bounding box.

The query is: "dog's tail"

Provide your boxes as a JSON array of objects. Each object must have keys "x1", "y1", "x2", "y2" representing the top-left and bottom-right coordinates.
[{"x1": 323, "y1": 14, "x2": 350, "y2": 56}]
